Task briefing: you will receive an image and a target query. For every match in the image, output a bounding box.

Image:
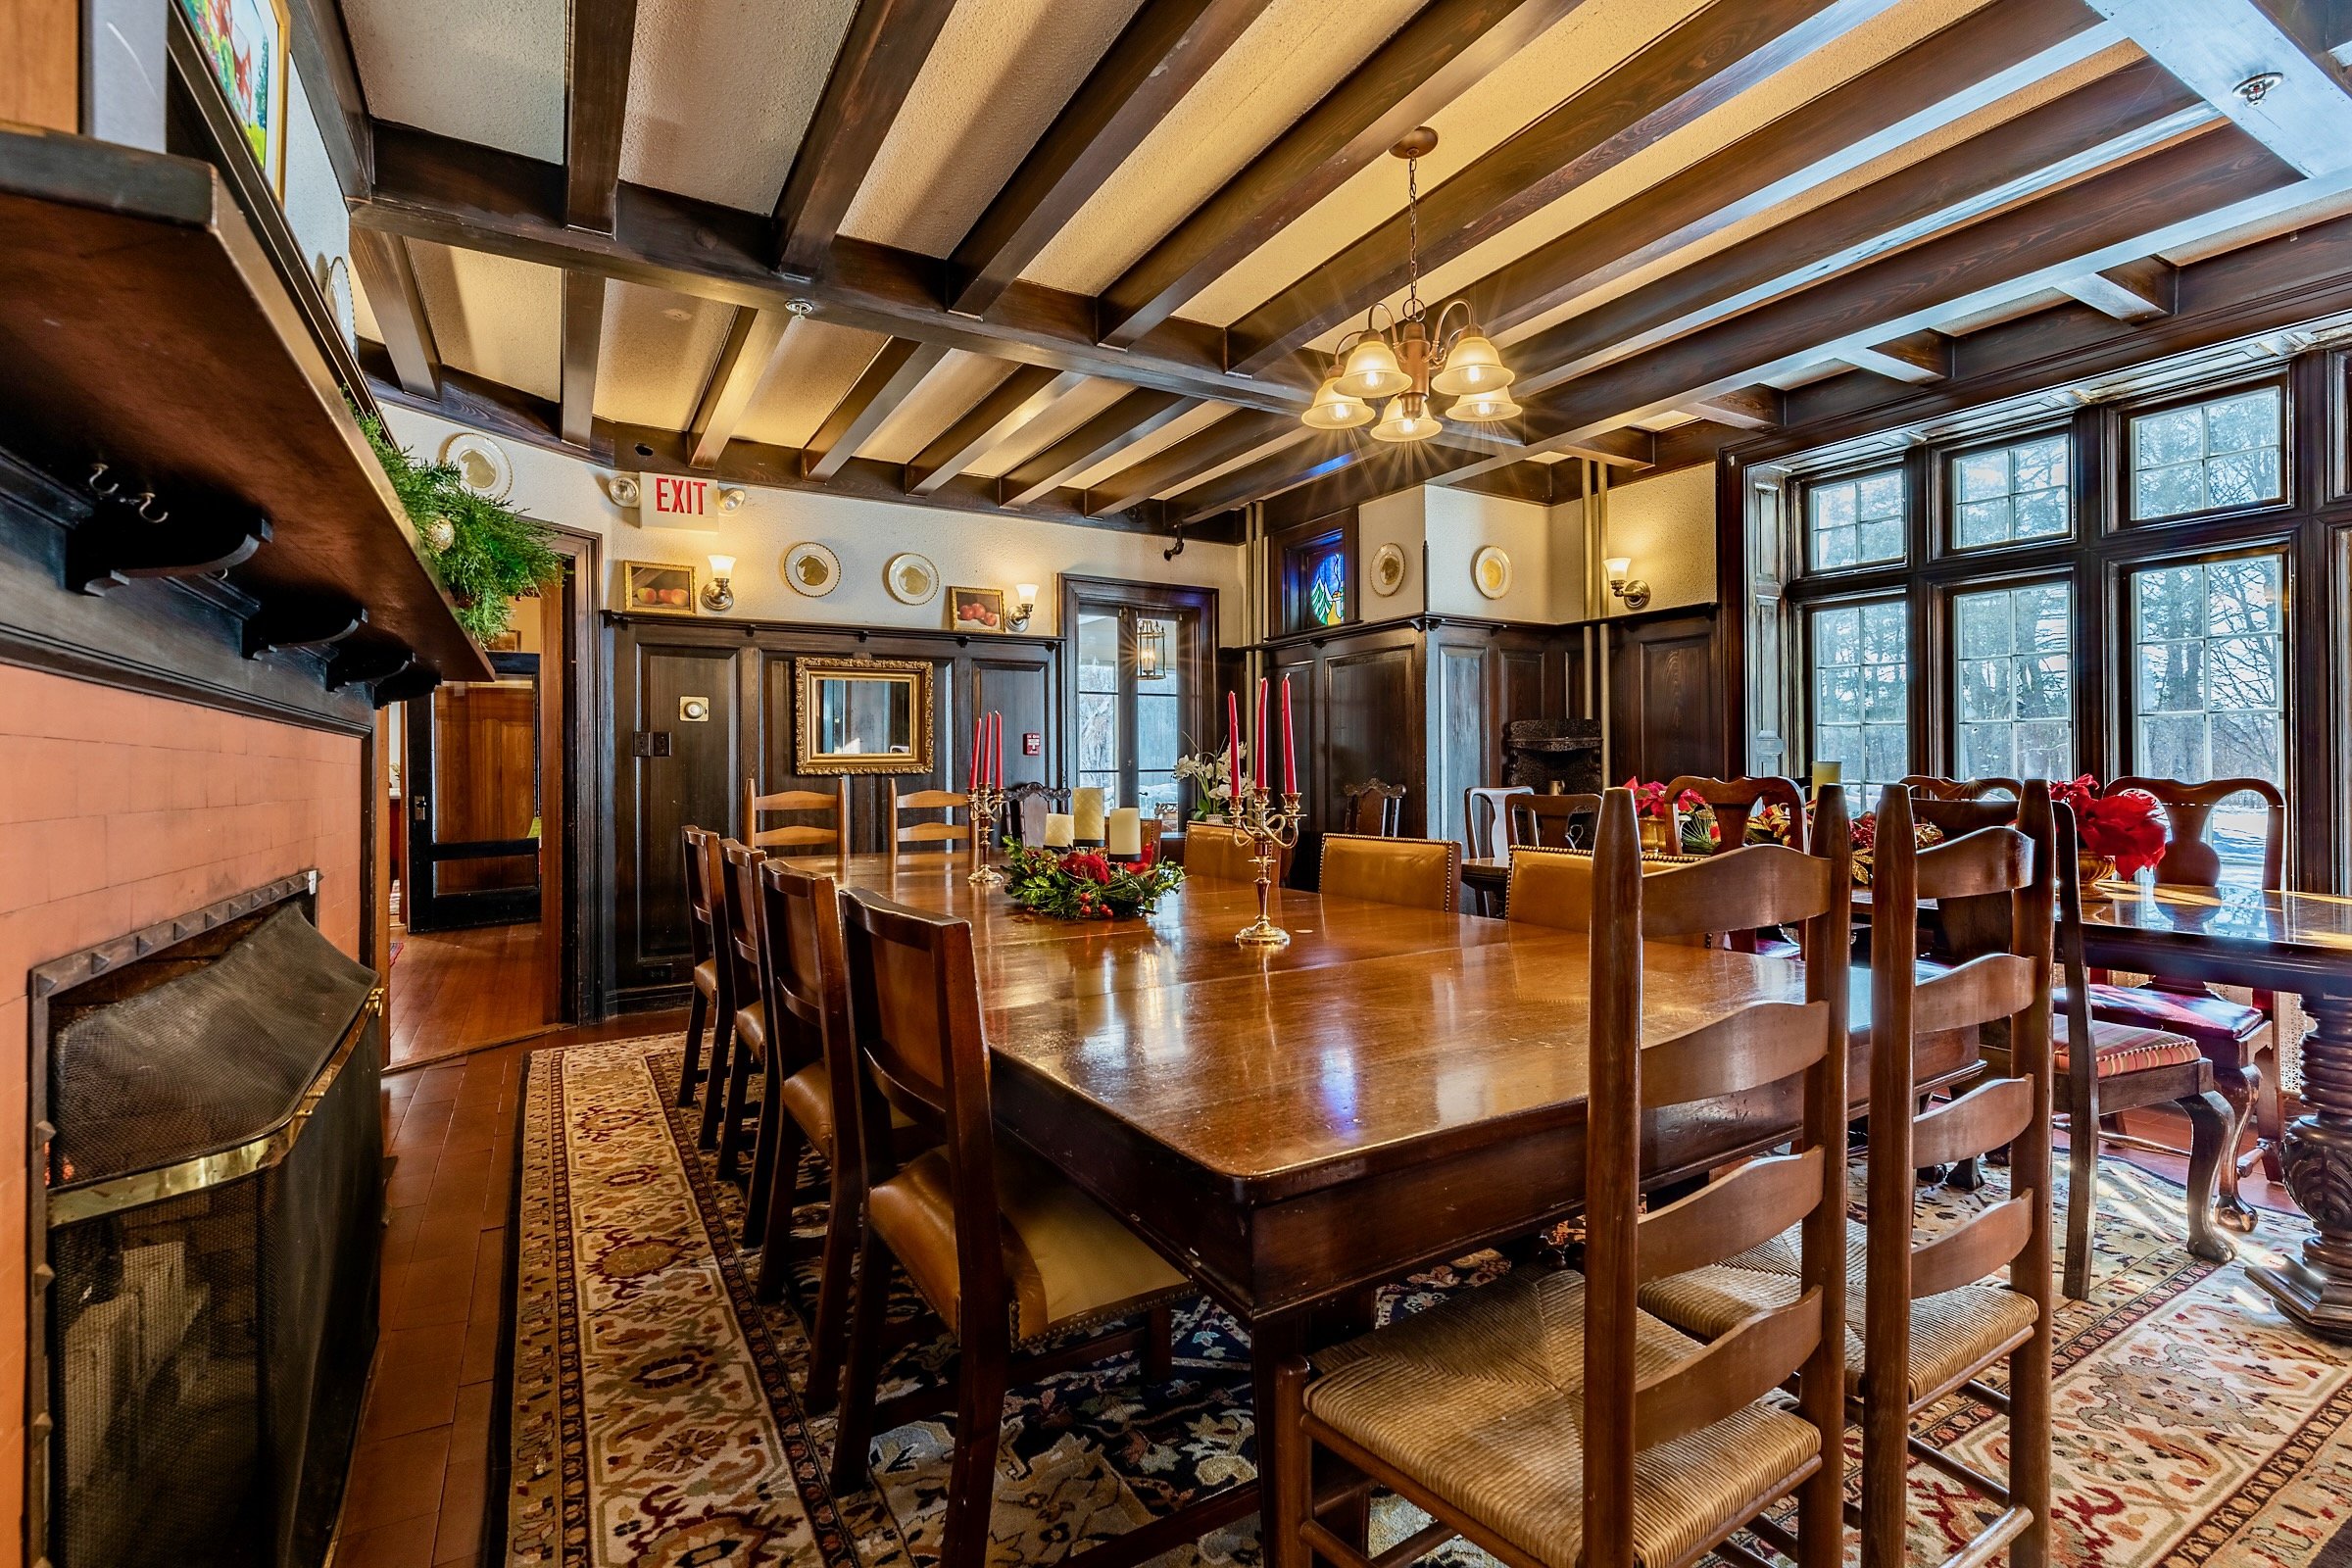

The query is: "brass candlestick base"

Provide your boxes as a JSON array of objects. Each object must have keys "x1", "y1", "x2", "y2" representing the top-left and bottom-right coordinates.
[
  {"x1": 1231, "y1": 786, "x2": 1303, "y2": 946},
  {"x1": 967, "y1": 785, "x2": 1007, "y2": 887}
]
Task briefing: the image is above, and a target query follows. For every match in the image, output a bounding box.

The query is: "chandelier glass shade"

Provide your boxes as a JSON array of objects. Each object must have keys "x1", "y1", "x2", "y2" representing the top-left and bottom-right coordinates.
[{"x1": 1300, "y1": 128, "x2": 1518, "y2": 445}]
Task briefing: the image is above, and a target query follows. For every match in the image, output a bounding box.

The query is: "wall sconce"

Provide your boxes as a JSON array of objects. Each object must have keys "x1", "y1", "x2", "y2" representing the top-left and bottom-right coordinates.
[
  {"x1": 1136, "y1": 618, "x2": 1168, "y2": 680},
  {"x1": 703, "y1": 555, "x2": 736, "y2": 612},
  {"x1": 1008, "y1": 582, "x2": 1038, "y2": 632},
  {"x1": 1605, "y1": 556, "x2": 1650, "y2": 611}
]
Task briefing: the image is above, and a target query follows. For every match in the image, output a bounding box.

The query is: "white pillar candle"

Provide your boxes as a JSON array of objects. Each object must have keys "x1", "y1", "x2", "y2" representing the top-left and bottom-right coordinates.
[
  {"x1": 1072, "y1": 787, "x2": 1106, "y2": 842},
  {"x1": 1044, "y1": 813, "x2": 1075, "y2": 848},
  {"x1": 1106, "y1": 808, "x2": 1142, "y2": 858}
]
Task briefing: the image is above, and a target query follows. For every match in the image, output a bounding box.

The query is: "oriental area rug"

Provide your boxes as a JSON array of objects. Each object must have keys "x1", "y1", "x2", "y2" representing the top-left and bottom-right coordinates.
[{"x1": 501, "y1": 1034, "x2": 2352, "y2": 1567}]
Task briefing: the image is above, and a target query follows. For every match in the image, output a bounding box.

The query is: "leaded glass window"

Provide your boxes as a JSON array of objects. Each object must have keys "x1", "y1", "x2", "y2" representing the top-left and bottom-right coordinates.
[
  {"x1": 1810, "y1": 599, "x2": 1909, "y2": 802},
  {"x1": 1805, "y1": 466, "x2": 1905, "y2": 571},
  {"x1": 1950, "y1": 435, "x2": 2069, "y2": 548},
  {"x1": 2129, "y1": 386, "x2": 2283, "y2": 520},
  {"x1": 1952, "y1": 580, "x2": 2072, "y2": 783}
]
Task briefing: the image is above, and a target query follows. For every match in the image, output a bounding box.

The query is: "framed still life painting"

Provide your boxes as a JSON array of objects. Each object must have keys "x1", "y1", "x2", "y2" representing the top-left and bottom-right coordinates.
[
  {"x1": 948, "y1": 586, "x2": 1006, "y2": 632},
  {"x1": 176, "y1": 0, "x2": 292, "y2": 194},
  {"x1": 617, "y1": 562, "x2": 698, "y2": 615}
]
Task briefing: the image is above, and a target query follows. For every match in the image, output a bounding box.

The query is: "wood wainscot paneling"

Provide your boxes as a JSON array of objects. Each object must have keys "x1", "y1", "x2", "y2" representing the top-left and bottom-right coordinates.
[
  {"x1": 1604, "y1": 606, "x2": 1726, "y2": 785},
  {"x1": 608, "y1": 612, "x2": 1060, "y2": 1007}
]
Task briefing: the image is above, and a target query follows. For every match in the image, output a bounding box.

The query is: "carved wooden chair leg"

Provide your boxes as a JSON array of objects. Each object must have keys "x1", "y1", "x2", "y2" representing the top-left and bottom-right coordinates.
[
  {"x1": 742, "y1": 1058, "x2": 785, "y2": 1244},
  {"x1": 796, "y1": 1177, "x2": 858, "y2": 1413},
  {"x1": 1944, "y1": 1154, "x2": 1984, "y2": 1191},
  {"x1": 938, "y1": 1313, "x2": 1013, "y2": 1568},
  {"x1": 2254, "y1": 1032, "x2": 2286, "y2": 1181},
  {"x1": 2179, "y1": 1088, "x2": 2241, "y2": 1267},
  {"x1": 827, "y1": 1228, "x2": 893, "y2": 1494},
  {"x1": 678, "y1": 985, "x2": 709, "y2": 1106},
  {"x1": 716, "y1": 1038, "x2": 757, "y2": 1180},
  {"x1": 696, "y1": 1011, "x2": 735, "y2": 1150},
  {"x1": 2210, "y1": 1060, "x2": 2261, "y2": 1233}
]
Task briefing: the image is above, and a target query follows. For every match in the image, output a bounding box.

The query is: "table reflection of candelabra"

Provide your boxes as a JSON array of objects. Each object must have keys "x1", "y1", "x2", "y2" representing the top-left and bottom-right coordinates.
[
  {"x1": 1231, "y1": 781, "x2": 1304, "y2": 946},
  {"x1": 967, "y1": 783, "x2": 1007, "y2": 887}
]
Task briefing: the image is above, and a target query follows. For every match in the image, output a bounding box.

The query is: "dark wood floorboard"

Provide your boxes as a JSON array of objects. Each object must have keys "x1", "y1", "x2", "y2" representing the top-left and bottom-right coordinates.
[{"x1": 388, "y1": 920, "x2": 558, "y2": 1069}]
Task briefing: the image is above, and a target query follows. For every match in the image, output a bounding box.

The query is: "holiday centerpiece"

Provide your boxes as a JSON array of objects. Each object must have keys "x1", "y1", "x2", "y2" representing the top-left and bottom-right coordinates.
[
  {"x1": 2051, "y1": 775, "x2": 2169, "y2": 885},
  {"x1": 1850, "y1": 810, "x2": 1944, "y2": 886},
  {"x1": 1622, "y1": 779, "x2": 1708, "y2": 855},
  {"x1": 1002, "y1": 843, "x2": 1185, "y2": 920}
]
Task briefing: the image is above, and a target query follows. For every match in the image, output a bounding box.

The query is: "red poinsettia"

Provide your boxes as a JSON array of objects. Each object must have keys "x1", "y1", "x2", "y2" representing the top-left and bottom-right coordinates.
[
  {"x1": 2080, "y1": 789, "x2": 2169, "y2": 877},
  {"x1": 1135, "y1": 841, "x2": 1158, "y2": 870},
  {"x1": 1059, "y1": 851, "x2": 1113, "y2": 885}
]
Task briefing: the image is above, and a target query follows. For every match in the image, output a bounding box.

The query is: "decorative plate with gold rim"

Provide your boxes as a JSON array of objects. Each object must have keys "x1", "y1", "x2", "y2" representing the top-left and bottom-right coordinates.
[
  {"x1": 783, "y1": 542, "x2": 840, "y2": 597},
  {"x1": 1371, "y1": 542, "x2": 1406, "y2": 597},
  {"x1": 885, "y1": 552, "x2": 940, "y2": 605},
  {"x1": 1472, "y1": 545, "x2": 1512, "y2": 600}
]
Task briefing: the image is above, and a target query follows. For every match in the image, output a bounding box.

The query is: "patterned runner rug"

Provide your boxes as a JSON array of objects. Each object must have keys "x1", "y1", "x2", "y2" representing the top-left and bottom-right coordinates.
[{"x1": 501, "y1": 1034, "x2": 2352, "y2": 1567}]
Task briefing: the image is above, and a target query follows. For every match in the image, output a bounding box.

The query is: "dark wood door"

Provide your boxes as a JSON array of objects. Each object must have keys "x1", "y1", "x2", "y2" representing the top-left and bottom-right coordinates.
[
  {"x1": 616, "y1": 639, "x2": 740, "y2": 992},
  {"x1": 1608, "y1": 611, "x2": 1724, "y2": 784},
  {"x1": 406, "y1": 652, "x2": 542, "y2": 930}
]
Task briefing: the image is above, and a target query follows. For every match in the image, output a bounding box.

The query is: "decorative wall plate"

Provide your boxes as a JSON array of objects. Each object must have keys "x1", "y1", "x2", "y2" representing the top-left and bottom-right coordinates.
[
  {"x1": 1371, "y1": 542, "x2": 1407, "y2": 597},
  {"x1": 439, "y1": 432, "x2": 513, "y2": 501},
  {"x1": 885, "y1": 552, "x2": 940, "y2": 605},
  {"x1": 784, "y1": 542, "x2": 841, "y2": 597},
  {"x1": 1471, "y1": 545, "x2": 1513, "y2": 600}
]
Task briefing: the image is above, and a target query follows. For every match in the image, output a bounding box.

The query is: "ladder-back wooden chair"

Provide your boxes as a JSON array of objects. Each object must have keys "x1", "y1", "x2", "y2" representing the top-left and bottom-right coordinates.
[
  {"x1": 1642, "y1": 784, "x2": 2056, "y2": 1568},
  {"x1": 679, "y1": 824, "x2": 725, "y2": 1110},
  {"x1": 712, "y1": 841, "x2": 769, "y2": 1186},
  {"x1": 886, "y1": 782, "x2": 971, "y2": 866},
  {"x1": 828, "y1": 891, "x2": 1191, "y2": 1568},
  {"x1": 1664, "y1": 774, "x2": 1807, "y2": 853},
  {"x1": 1271, "y1": 788, "x2": 1853, "y2": 1568},
  {"x1": 2084, "y1": 773, "x2": 2288, "y2": 1212},
  {"x1": 1318, "y1": 833, "x2": 1458, "y2": 912},
  {"x1": 744, "y1": 774, "x2": 850, "y2": 858},
  {"x1": 1340, "y1": 777, "x2": 1406, "y2": 837},
  {"x1": 1505, "y1": 791, "x2": 1600, "y2": 850},
  {"x1": 1899, "y1": 773, "x2": 2022, "y2": 801}
]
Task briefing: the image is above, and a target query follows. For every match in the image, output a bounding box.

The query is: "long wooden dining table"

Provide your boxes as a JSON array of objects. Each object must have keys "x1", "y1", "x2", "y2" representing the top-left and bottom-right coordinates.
[{"x1": 782, "y1": 852, "x2": 1976, "y2": 1544}]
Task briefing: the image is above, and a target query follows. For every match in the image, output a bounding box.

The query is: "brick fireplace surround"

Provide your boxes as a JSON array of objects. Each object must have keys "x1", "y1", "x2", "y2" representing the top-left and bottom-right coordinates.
[{"x1": 0, "y1": 662, "x2": 365, "y2": 1560}]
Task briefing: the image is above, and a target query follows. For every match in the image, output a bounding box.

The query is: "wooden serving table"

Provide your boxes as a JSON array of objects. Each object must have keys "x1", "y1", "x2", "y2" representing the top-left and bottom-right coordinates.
[{"x1": 784, "y1": 853, "x2": 1969, "y2": 1535}]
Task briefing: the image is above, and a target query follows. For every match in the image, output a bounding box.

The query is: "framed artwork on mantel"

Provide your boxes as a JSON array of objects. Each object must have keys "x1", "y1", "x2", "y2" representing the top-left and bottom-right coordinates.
[{"x1": 175, "y1": 0, "x2": 292, "y2": 195}]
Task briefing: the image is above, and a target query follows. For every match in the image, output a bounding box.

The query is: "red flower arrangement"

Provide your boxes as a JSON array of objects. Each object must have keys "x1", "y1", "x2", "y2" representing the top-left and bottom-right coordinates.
[
  {"x1": 2052, "y1": 775, "x2": 2169, "y2": 877},
  {"x1": 1002, "y1": 842, "x2": 1184, "y2": 920}
]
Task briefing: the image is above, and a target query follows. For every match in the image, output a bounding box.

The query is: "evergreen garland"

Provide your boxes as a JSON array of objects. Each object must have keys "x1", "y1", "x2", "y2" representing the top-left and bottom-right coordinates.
[
  {"x1": 358, "y1": 412, "x2": 564, "y2": 644},
  {"x1": 1000, "y1": 843, "x2": 1186, "y2": 920}
]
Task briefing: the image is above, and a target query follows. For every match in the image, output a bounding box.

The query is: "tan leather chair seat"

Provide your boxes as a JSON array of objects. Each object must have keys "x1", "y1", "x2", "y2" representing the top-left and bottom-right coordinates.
[
  {"x1": 1186, "y1": 824, "x2": 1261, "y2": 883},
  {"x1": 694, "y1": 957, "x2": 718, "y2": 997},
  {"x1": 1319, "y1": 834, "x2": 1457, "y2": 912},
  {"x1": 732, "y1": 1000, "x2": 766, "y2": 1058},
  {"x1": 1306, "y1": 1267, "x2": 1820, "y2": 1568},
  {"x1": 868, "y1": 1138, "x2": 1187, "y2": 1343},
  {"x1": 775, "y1": 1061, "x2": 914, "y2": 1154},
  {"x1": 1639, "y1": 1219, "x2": 2039, "y2": 1401}
]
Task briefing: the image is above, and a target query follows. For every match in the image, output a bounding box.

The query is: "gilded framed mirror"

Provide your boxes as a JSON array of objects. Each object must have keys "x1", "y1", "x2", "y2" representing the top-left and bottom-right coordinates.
[{"x1": 794, "y1": 657, "x2": 934, "y2": 774}]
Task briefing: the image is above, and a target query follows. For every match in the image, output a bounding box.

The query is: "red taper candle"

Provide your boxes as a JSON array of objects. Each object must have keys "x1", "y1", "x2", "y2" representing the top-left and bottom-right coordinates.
[
  {"x1": 1254, "y1": 676, "x2": 1268, "y2": 789},
  {"x1": 989, "y1": 711, "x2": 1003, "y2": 788},
  {"x1": 968, "y1": 712, "x2": 983, "y2": 791},
  {"x1": 1228, "y1": 690, "x2": 1241, "y2": 781},
  {"x1": 1280, "y1": 674, "x2": 1296, "y2": 796}
]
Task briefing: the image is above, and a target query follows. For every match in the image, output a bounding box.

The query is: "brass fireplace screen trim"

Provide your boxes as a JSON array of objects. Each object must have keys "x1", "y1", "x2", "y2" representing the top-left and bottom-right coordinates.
[{"x1": 46, "y1": 984, "x2": 384, "y2": 1228}]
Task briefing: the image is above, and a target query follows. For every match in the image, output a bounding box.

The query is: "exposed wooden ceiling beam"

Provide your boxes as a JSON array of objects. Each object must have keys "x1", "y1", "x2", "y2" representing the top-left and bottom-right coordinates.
[
  {"x1": 771, "y1": 0, "x2": 959, "y2": 278},
  {"x1": 561, "y1": 271, "x2": 604, "y2": 447},
  {"x1": 1083, "y1": 410, "x2": 1303, "y2": 514},
  {"x1": 355, "y1": 123, "x2": 1325, "y2": 414},
  {"x1": 1000, "y1": 390, "x2": 1191, "y2": 508},
  {"x1": 1503, "y1": 60, "x2": 2205, "y2": 395},
  {"x1": 804, "y1": 338, "x2": 951, "y2": 480},
  {"x1": 688, "y1": 308, "x2": 797, "y2": 468},
  {"x1": 1843, "y1": 331, "x2": 1953, "y2": 384},
  {"x1": 1226, "y1": 0, "x2": 1909, "y2": 374},
  {"x1": 1491, "y1": 123, "x2": 2313, "y2": 468},
  {"x1": 1174, "y1": 423, "x2": 1647, "y2": 521},
  {"x1": 1455, "y1": 0, "x2": 2113, "y2": 343},
  {"x1": 948, "y1": 0, "x2": 1270, "y2": 318},
  {"x1": 1096, "y1": 0, "x2": 1589, "y2": 348},
  {"x1": 2083, "y1": 0, "x2": 2352, "y2": 178},
  {"x1": 283, "y1": 0, "x2": 374, "y2": 196},
  {"x1": 1683, "y1": 387, "x2": 1783, "y2": 430},
  {"x1": 347, "y1": 228, "x2": 440, "y2": 399},
  {"x1": 907, "y1": 366, "x2": 1087, "y2": 494},
  {"x1": 2057, "y1": 257, "x2": 2179, "y2": 320},
  {"x1": 564, "y1": 0, "x2": 638, "y2": 230}
]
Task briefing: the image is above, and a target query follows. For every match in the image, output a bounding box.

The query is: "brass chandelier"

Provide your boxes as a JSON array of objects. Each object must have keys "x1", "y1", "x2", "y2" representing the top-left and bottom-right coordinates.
[{"x1": 1301, "y1": 127, "x2": 1519, "y2": 443}]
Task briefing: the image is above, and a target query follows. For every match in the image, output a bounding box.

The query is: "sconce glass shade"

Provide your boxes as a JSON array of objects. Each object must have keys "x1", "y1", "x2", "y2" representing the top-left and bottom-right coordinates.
[
  {"x1": 1447, "y1": 390, "x2": 1523, "y2": 423},
  {"x1": 708, "y1": 554, "x2": 736, "y2": 578},
  {"x1": 1334, "y1": 337, "x2": 1411, "y2": 401},
  {"x1": 1370, "y1": 392, "x2": 1445, "y2": 444},
  {"x1": 1430, "y1": 332, "x2": 1514, "y2": 396},
  {"x1": 1604, "y1": 557, "x2": 1632, "y2": 586},
  {"x1": 1302, "y1": 376, "x2": 1376, "y2": 429},
  {"x1": 1014, "y1": 582, "x2": 1039, "y2": 608}
]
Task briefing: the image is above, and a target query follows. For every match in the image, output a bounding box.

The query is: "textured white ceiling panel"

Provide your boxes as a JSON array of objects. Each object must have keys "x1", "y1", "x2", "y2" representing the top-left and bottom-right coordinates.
[
  {"x1": 595, "y1": 284, "x2": 739, "y2": 428},
  {"x1": 345, "y1": 0, "x2": 564, "y2": 161},
  {"x1": 1022, "y1": 0, "x2": 1425, "y2": 296},
  {"x1": 964, "y1": 376, "x2": 1134, "y2": 478},
  {"x1": 837, "y1": 0, "x2": 1144, "y2": 256},
  {"x1": 855, "y1": 351, "x2": 1022, "y2": 466},
  {"x1": 1933, "y1": 287, "x2": 2077, "y2": 336},
  {"x1": 736, "y1": 319, "x2": 892, "y2": 450},
  {"x1": 1175, "y1": 0, "x2": 1706, "y2": 325},
  {"x1": 1163, "y1": 424, "x2": 1315, "y2": 497},
  {"x1": 408, "y1": 241, "x2": 564, "y2": 400},
  {"x1": 1066, "y1": 399, "x2": 1235, "y2": 489},
  {"x1": 621, "y1": 0, "x2": 860, "y2": 212}
]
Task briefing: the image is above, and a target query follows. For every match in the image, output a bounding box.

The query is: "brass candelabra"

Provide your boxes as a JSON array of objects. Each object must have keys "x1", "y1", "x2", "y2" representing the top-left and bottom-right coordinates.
[
  {"x1": 1231, "y1": 782, "x2": 1304, "y2": 946},
  {"x1": 967, "y1": 784, "x2": 1007, "y2": 887}
]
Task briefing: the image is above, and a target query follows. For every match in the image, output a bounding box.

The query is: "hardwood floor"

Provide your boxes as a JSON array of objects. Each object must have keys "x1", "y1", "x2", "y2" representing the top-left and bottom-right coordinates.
[
  {"x1": 336, "y1": 1012, "x2": 683, "y2": 1568},
  {"x1": 388, "y1": 919, "x2": 558, "y2": 1068}
]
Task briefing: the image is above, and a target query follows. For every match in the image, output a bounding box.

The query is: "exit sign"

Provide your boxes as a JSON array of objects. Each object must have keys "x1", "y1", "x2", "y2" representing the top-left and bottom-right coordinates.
[{"x1": 647, "y1": 474, "x2": 713, "y2": 522}]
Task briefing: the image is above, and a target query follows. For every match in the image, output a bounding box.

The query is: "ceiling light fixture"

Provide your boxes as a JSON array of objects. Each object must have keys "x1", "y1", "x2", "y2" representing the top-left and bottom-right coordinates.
[{"x1": 1301, "y1": 127, "x2": 1517, "y2": 444}]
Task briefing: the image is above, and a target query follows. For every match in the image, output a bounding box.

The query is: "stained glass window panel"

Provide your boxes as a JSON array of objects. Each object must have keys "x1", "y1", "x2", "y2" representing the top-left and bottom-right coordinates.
[{"x1": 1308, "y1": 552, "x2": 1347, "y2": 627}]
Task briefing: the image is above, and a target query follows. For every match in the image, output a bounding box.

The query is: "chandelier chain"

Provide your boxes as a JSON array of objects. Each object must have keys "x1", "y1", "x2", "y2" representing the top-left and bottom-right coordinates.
[{"x1": 1404, "y1": 155, "x2": 1421, "y2": 318}]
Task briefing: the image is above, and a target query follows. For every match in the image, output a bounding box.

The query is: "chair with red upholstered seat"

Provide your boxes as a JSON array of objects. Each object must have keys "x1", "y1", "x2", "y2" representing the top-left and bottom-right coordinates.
[{"x1": 2079, "y1": 774, "x2": 2286, "y2": 1229}]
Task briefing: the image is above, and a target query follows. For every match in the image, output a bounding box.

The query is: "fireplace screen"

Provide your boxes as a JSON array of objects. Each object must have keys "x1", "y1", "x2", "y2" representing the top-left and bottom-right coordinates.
[{"x1": 32, "y1": 885, "x2": 382, "y2": 1568}]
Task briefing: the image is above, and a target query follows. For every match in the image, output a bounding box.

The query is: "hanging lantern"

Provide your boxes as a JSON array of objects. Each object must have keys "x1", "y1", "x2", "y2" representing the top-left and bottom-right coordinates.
[{"x1": 1136, "y1": 618, "x2": 1169, "y2": 680}]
